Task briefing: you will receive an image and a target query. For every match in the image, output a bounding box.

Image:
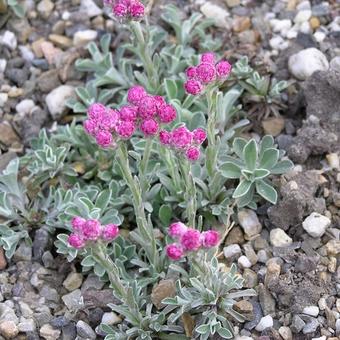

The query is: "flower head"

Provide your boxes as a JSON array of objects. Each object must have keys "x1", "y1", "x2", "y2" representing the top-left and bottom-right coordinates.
[
  {"x1": 186, "y1": 66, "x2": 197, "y2": 79},
  {"x1": 127, "y1": 85, "x2": 147, "y2": 105},
  {"x1": 98, "y1": 109, "x2": 119, "y2": 131},
  {"x1": 159, "y1": 130, "x2": 172, "y2": 145},
  {"x1": 83, "y1": 119, "x2": 97, "y2": 136},
  {"x1": 216, "y1": 60, "x2": 232, "y2": 78},
  {"x1": 140, "y1": 119, "x2": 159, "y2": 136},
  {"x1": 166, "y1": 243, "x2": 184, "y2": 261},
  {"x1": 185, "y1": 146, "x2": 200, "y2": 161},
  {"x1": 184, "y1": 79, "x2": 203, "y2": 95},
  {"x1": 196, "y1": 62, "x2": 216, "y2": 84},
  {"x1": 82, "y1": 219, "x2": 102, "y2": 241},
  {"x1": 169, "y1": 222, "x2": 188, "y2": 240},
  {"x1": 116, "y1": 120, "x2": 136, "y2": 139},
  {"x1": 88, "y1": 103, "x2": 106, "y2": 121},
  {"x1": 102, "y1": 224, "x2": 120, "y2": 241},
  {"x1": 119, "y1": 105, "x2": 138, "y2": 121},
  {"x1": 201, "y1": 52, "x2": 215, "y2": 64},
  {"x1": 171, "y1": 126, "x2": 193, "y2": 149},
  {"x1": 201, "y1": 230, "x2": 219, "y2": 248},
  {"x1": 129, "y1": 1, "x2": 145, "y2": 19},
  {"x1": 153, "y1": 95, "x2": 166, "y2": 110},
  {"x1": 192, "y1": 128, "x2": 207, "y2": 145},
  {"x1": 113, "y1": 3, "x2": 128, "y2": 17},
  {"x1": 96, "y1": 130, "x2": 113, "y2": 148},
  {"x1": 138, "y1": 95, "x2": 157, "y2": 119},
  {"x1": 68, "y1": 234, "x2": 85, "y2": 249},
  {"x1": 158, "y1": 104, "x2": 177, "y2": 124},
  {"x1": 181, "y1": 228, "x2": 201, "y2": 251},
  {"x1": 71, "y1": 216, "x2": 86, "y2": 233}
]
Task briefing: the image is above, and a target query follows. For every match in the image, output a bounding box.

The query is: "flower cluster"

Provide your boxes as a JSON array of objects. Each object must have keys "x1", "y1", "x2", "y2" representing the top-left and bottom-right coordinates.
[
  {"x1": 68, "y1": 216, "x2": 119, "y2": 249},
  {"x1": 166, "y1": 222, "x2": 219, "y2": 260},
  {"x1": 104, "y1": 0, "x2": 145, "y2": 20},
  {"x1": 159, "y1": 125, "x2": 207, "y2": 161},
  {"x1": 83, "y1": 86, "x2": 177, "y2": 148},
  {"x1": 184, "y1": 52, "x2": 232, "y2": 95}
]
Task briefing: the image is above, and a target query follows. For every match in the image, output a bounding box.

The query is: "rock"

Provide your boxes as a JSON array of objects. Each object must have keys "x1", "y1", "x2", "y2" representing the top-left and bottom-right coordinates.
[
  {"x1": 32, "y1": 227, "x2": 50, "y2": 261},
  {"x1": 101, "y1": 312, "x2": 122, "y2": 326},
  {"x1": 279, "y1": 326, "x2": 292, "y2": 340},
  {"x1": 302, "y1": 212, "x2": 331, "y2": 238},
  {"x1": 81, "y1": 274, "x2": 105, "y2": 291},
  {"x1": 244, "y1": 299, "x2": 263, "y2": 330},
  {"x1": 326, "y1": 153, "x2": 340, "y2": 170},
  {"x1": 295, "y1": 255, "x2": 317, "y2": 273},
  {"x1": 243, "y1": 268, "x2": 258, "y2": 288},
  {"x1": 15, "y1": 99, "x2": 35, "y2": 115},
  {"x1": 258, "y1": 283, "x2": 276, "y2": 316},
  {"x1": 291, "y1": 314, "x2": 305, "y2": 333},
  {"x1": 0, "y1": 31, "x2": 17, "y2": 50},
  {"x1": 294, "y1": 10, "x2": 312, "y2": 24},
  {"x1": 40, "y1": 324, "x2": 61, "y2": 340},
  {"x1": 48, "y1": 34, "x2": 73, "y2": 49},
  {"x1": 233, "y1": 17, "x2": 251, "y2": 33},
  {"x1": 0, "y1": 59, "x2": 7, "y2": 73},
  {"x1": 225, "y1": 226, "x2": 244, "y2": 245},
  {"x1": 37, "y1": 0, "x2": 54, "y2": 18},
  {"x1": 234, "y1": 300, "x2": 253, "y2": 316},
  {"x1": 83, "y1": 289, "x2": 120, "y2": 309},
  {"x1": 40, "y1": 41, "x2": 62, "y2": 64},
  {"x1": 270, "y1": 36, "x2": 289, "y2": 50},
  {"x1": 309, "y1": 17, "x2": 320, "y2": 30},
  {"x1": 314, "y1": 31, "x2": 326, "y2": 43},
  {"x1": 5, "y1": 67, "x2": 29, "y2": 87},
  {"x1": 45, "y1": 85, "x2": 75, "y2": 120},
  {"x1": 257, "y1": 249, "x2": 269, "y2": 263},
  {"x1": 76, "y1": 320, "x2": 96, "y2": 339},
  {"x1": 262, "y1": 117, "x2": 285, "y2": 136},
  {"x1": 303, "y1": 306, "x2": 319, "y2": 317},
  {"x1": 80, "y1": 0, "x2": 102, "y2": 17},
  {"x1": 0, "y1": 320, "x2": 19, "y2": 339},
  {"x1": 238, "y1": 209, "x2": 262, "y2": 239},
  {"x1": 225, "y1": 0, "x2": 240, "y2": 7},
  {"x1": 62, "y1": 289, "x2": 84, "y2": 311},
  {"x1": 325, "y1": 240, "x2": 340, "y2": 256},
  {"x1": 302, "y1": 318, "x2": 319, "y2": 334},
  {"x1": 73, "y1": 30, "x2": 98, "y2": 47},
  {"x1": 0, "y1": 122, "x2": 20, "y2": 146},
  {"x1": 238, "y1": 256, "x2": 252, "y2": 269},
  {"x1": 63, "y1": 272, "x2": 83, "y2": 291},
  {"x1": 270, "y1": 228, "x2": 293, "y2": 247},
  {"x1": 243, "y1": 243, "x2": 257, "y2": 265},
  {"x1": 0, "y1": 93, "x2": 8, "y2": 107},
  {"x1": 151, "y1": 279, "x2": 176, "y2": 309},
  {"x1": 18, "y1": 318, "x2": 35, "y2": 332},
  {"x1": 270, "y1": 19, "x2": 292, "y2": 35},
  {"x1": 288, "y1": 48, "x2": 329, "y2": 80},
  {"x1": 255, "y1": 315, "x2": 273, "y2": 332},
  {"x1": 0, "y1": 248, "x2": 7, "y2": 270},
  {"x1": 200, "y1": 3, "x2": 230, "y2": 28},
  {"x1": 13, "y1": 242, "x2": 32, "y2": 262},
  {"x1": 223, "y1": 244, "x2": 242, "y2": 260}
]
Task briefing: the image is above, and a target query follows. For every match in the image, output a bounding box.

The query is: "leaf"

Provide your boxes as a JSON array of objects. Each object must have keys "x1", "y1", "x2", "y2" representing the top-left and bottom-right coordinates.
[
  {"x1": 260, "y1": 148, "x2": 279, "y2": 170},
  {"x1": 217, "y1": 327, "x2": 233, "y2": 339},
  {"x1": 271, "y1": 159, "x2": 294, "y2": 174},
  {"x1": 232, "y1": 180, "x2": 252, "y2": 198},
  {"x1": 253, "y1": 168, "x2": 270, "y2": 179},
  {"x1": 196, "y1": 324, "x2": 210, "y2": 335},
  {"x1": 95, "y1": 189, "x2": 112, "y2": 211},
  {"x1": 259, "y1": 135, "x2": 274, "y2": 158},
  {"x1": 81, "y1": 255, "x2": 96, "y2": 267},
  {"x1": 255, "y1": 180, "x2": 277, "y2": 204},
  {"x1": 220, "y1": 162, "x2": 241, "y2": 179},
  {"x1": 164, "y1": 78, "x2": 178, "y2": 100},
  {"x1": 232, "y1": 137, "x2": 247, "y2": 158},
  {"x1": 243, "y1": 139, "x2": 257, "y2": 171},
  {"x1": 159, "y1": 205, "x2": 172, "y2": 225}
]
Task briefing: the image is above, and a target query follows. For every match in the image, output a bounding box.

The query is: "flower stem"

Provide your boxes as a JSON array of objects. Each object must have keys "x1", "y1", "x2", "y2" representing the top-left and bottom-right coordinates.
[
  {"x1": 161, "y1": 146, "x2": 181, "y2": 192},
  {"x1": 139, "y1": 138, "x2": 153, "y2": 192}
]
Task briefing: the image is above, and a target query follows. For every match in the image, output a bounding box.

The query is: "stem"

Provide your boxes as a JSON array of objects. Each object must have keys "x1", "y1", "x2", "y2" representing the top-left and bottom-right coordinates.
[
  {"x1": 139, "y1": 138, "x2": 153, "y2": 192},
  {"x1": 161, "y1": 146, "x2": 181, "y2": 192}
]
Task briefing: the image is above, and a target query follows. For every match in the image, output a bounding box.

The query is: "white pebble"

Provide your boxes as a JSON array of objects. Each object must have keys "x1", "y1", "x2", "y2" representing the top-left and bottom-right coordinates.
[
  {"x1": 257, "y1": 250, "x2": 269, "y2": 263},
  {"x1": 318, "y1": 297, "x2": 327, "y2": 310},
  {"x1": 19, "y1": 46, "x2": 35, "y2": 62},
  {"x1": 238, "y1": 255, "x2": 252, "y2": 269},
  {"x1": 101, "y1": 312, "x2": 121, "y2": 325},
  {"x1": 300, "y1": 21, "x2": 312, "y2": 34},
  {"x1": 302, "y1": 306, "x2": 319, "y2": 317},
  {"x1": 0, "y1": 93, "x2": 8, "y2": 107},
  {"x1": 255, "y1": 315, "x2": 273, "y2": 331},
  {"x1": 0, "y1": 31, "x2": 17, "y2": 50},
  {"x1": 16, "y1": 99, "x2": 35, "y2": 115},
  {"x1": 0, "y1": 59, "x2": 7, "y2": 73},
  {"x1": 297, "y1": 0, "x2": 311, "y2": 11},
  {"x1": 270, "y1": 36, "x2": 289, "y2": 50},
  {"x1": 62, "y1": 11, "x2": 70, "y2": 20},
  {"x1": 223, "y1": 244, "x2": 242, "y2": 259},
  {"x1": 200, "y1": 2, "x2": 230, "y2": 28},
  {"x1": 270, "y1": 228, "x2": 293, "y2": 247},
  {"x1": 270, "y1": 19, "x2": 292, "y2": 34},
  {"x1": 80, "y1": 0, "x2": 102, "y2": 18},
  {"x1": 302, "y1": 212, "x2": 331, "y2": 238},
  {"x1": 45, "y1": 85, "x2": 75, "y2": 120},
  {"x1": 294, "y1": 10, "x2": 312, "y2": 24},
  {"x1": 286, "y1": 29, "x2": 298, "y2": 39},
  {"x1": 314, "y1": 31, "x2": 326, "y2": 42},
  {"x1": 311, "y1": 336, "x2": 326, "y2": 340},
  {"x1": 73, "y1": 30, "x2": 98, "y2": 47}
]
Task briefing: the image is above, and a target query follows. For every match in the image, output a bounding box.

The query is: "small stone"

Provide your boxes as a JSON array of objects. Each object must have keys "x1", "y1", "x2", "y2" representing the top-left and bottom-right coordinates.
[
  {"x1": 37, "y1": 0, "x2": 54, "y2": 18},
  {"x1": 234, "y1": 300, "x2": 253, "y2": 314},
  {"x1": 200, "y1": 2, "x2": 230, "y2": 28},
  {"x1": 302, "y1": 306, "x2": 319, "y2": 317},
  {"x1": 291, "y1": 314, "x2": 306, "y2": 333},
  {"x1": 255, "y1": 315, "x2": 273, "y2": 332},
  {"x1": 63, "y1": 272, "x2": 83, "y2": 291},
  {"x1": 40, "y1": 41, "x2": 62, "y2": 64},
  {"x1": 288, "y1": 48, "x2": 329, "y2": 80},
  {"x1": 0, "y1": 320, "x2": 19, "y2": 339},
  {"x1": 302, "y1": 212, "x2": 331, "y2": 238},
  {"x1": 151, "y1": 279, "x2": 176, "y2": 309},
  {"x1": 0, "y1": 248, "x2": 7, "y2": 270},
  {"x1": 73, "y1": 30, "x2": 98, "y2": 47},
  {"x1": 32, "y1": 38, "x2": 46, "y2": 58},
  {"x1": 258, "y1": 283, "x2": 276, "y2": 316},
  {"x1": 45, "y1": 85, "x2": 75, "y2": 120},
  {"x1": 309, "y1": 17, "x2": 320, "y2": 30},
  {"x1": 40, "y1": 324, "x2": 61, "y2": 340},
  {"x1": 225, "y1": 0, "x2": 240, "y2": 7},
  {"x1": 48, "y1": 34, "x2": 72, "y2": 49},
  {"x1": 18, "y1": 318, "x2": 35, "y2": 332},
  {"x1": 233, "y1": 16, "x2": 251, "y2": 33},
  {"x1": 0, "y1": 93, "x2": 8, "y2": 107},
  {"x1": 270, "y1": 36, "x2": 289, "y2": 50},
  {"x1": 297, "y1": 0, "x2": 311, "y2": 10},
  {"x1": 294, "y1": 10, "x2": 312, "y2": 23},
  {"x1": 0, "y1": 31, "x2": 17, "y2": 50},
  {"x1": 257, "y1": 249, "x2": 269, "y2": 263},
  {"x1": 279, "y1": 326, "x2": 292, "y2": 340},
  {"x1": 328, "y1": 256, "x2": 337, "y2": 273},
  {"x1": 318, "y1": 297, "x2": 327, "y2": 311},
  {"x1": 223, "y1": 244, "x2": 242, "y2": 260},
  {"x1": 80, "y1": 0, "x2": 102, "y2": 18},
  {"x1": 38, "y1": 69, "x2": 61, "y2": 93},
  {"x1": 326, "y1": 153, "x2": 340, "y2": 170},
  {"x1": 101, "y1": 312, "x2": 122, "y2": 325},
  {"x1": 0, "y1": 122, "x2": 20, "y2": 146},
  {"x1": 238, "y1": 255, "x2": 252, "y2": 269},
  {"x1": 302, "y1": 318, "x2": 319, "y2": 334},
  {"x1": 270, "y1": 228, "x2": 293, "y2": 247},
  {"x1": 262, "y1": 117, "x2": 286, "y2": 136},
  {"x1": 0, "y1": 59, "x2": 7, "y2": 73},
  {"x1": 325, "y1": 240, "x2": 340, "y2": 256},
  {"x1": 243, "y1": 268, "x2": 258, "y2": 288},
  {"x1": 270, "y1": 19, "x2": 292, "y2": 34},
  {"x1": 76, "y1": 320, "x2": 96, "y2": 339},
  {"x1": 225, "y1": 226, "x2": 244, "y2": 245},
  {"x1": 15, "y1": 99, "x2": 35, "y2": 115},
  {"x1": 62, "y1": 289, "x2": 84, "y2": 311},
  {"x1": 314, "y1": 31, "x2": 326, "y2": 43},
  {"x1": 238, "y1": 209, "x2": 262, "y2": 239}
]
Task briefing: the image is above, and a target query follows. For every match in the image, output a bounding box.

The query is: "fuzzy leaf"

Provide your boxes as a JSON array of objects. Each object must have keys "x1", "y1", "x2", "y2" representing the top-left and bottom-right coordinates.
[
  {"x1": 243, "y1": 139, "x2": 257, "y2": 171},
  {"x1": 217, "y1": 327, "x2": 233, "y2": 339},
  {"x1": 260, "y1": 148, "x2": 279, "y2": 170},
  {"x1": 159, "y1": 205, "x2": 172, "y2": 225},
  {"x1": 220, "y1": 162, "x2": 241, "y2": 179},
  {"x1": 232, "y1": 138, "x2": 247, "y2": 158},
  {"x1": 271, "y1": 159, "x2": 294, "y2": 174},
  {"x1": 253, "y1": 169, "x2": 270, "y2": 179},
  {"x1": 256, "y1": 180, "x2": 277, "y2": 204},
  {"x1": 259, "y1": 135, "x2": 274, "y2": 158},
  {"x1": 95, "y1": 189, "x2": 112, "y2": 211},
  {"x1": 232, "y1": 180, "x2": 252, "y2": 198},
  {"x1": 164, "y1": 78, "x2": 178, "y2": 100},
  {"x1": 196, "y1": 324, "x2": 210, "y2": 334}
]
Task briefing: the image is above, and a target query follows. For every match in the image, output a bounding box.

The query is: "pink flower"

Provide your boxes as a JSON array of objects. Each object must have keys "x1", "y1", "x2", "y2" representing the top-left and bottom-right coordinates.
[
  {"x1": 113, "y1": 3, "x2": 128, "y2": 17},
  {"x1": 201, "y1": 230, "x2": 219, "y2": 248},
  {"x1": 138, "y1": 95, "x2": 157, "y2": 119},
  {"x1": 96, "y1": 130, "x2": 113, "y2": 148},
  {"x1": 82, "y1": 219, "x2": 102, "y2": 241},
  {"x1": 216, "y1": 60, "x2": 232, "y2": 78},
  {"x1": 192, "y1": 128, "x2": 207, "y2": 145},
  {"x1": 68, "y1": 233, "x2": 85, "y2": 249},
  {"x1": 201, "y1": 52, "x2": 215, "y2": 64},
  {"x1": 181, "y1": 228, "x2": 201, "y2": 251},
  {"x1": 169, "y1": 222, "x2": 188, "y2": 240},
  {"x1": 99, "y1": 109, "x2": 119, "y2": 131},
  {"x1": 83, "y1": 119, "x2": 97, "y2": 136},
  {"x1": 166, "y1": 243, "x2": 184, "y2": 261},
  {"x1": 184, "y1": 79, "x2": 203, "y2": 95},
  {"x1": 129, "y1": 1, "x2": 145, "y2": 19},
  {"x1": 171, "y1": 126, "x2": 193, "y2": 149},
  {"x1": 140, "y1": 119, "x2": 159, "y2": 136},
  {"x1": 186, "y1": 66, "x2": 197, "y2": 79},
  {"x1": 127, "y1": 85, "x2": 146, "y2": 105},
  {"x1": 185, "y1": 146, "x2": 200, "y2": 161},
  {"x1": 153, "y1": 95, "x2": 166, "y2": 110},
  {"x1": 159, "y1": 130, "x2": 172, "y2": 145},
  {"x1": 158, "y1": 104, "x2": 177, "y2": 123},
  {"x1": 88, "y1": 103, "x2": 106, "y2": 121},
  {"x1": 102, "y1": 224, "x2": 119, "y2": 241},
  {"x1": 196, "y1": 62, "x2": 216, "y2": 84},
  {"x1": 116, "y1": 120, "x2": 136, "y2": 139},
  {"x1": 119, "y1": 105, "x2": 138, "y2": 121},
  {"x1": 71, "y1": 217, "x2": 86, "y2": 233}
]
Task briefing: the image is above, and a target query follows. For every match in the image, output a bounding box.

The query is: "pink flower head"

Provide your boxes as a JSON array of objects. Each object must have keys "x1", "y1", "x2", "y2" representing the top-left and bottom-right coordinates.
[
  {"x1": 216, "y1": 60, "x2": 232, "y2": 78},
  {"x1": 99, "y1": 109, "x2": 119, "y2": 131},
  {"x1": 102, "y1": 224, "x2": 119, "y2": 241},
  {"x1": 166, "y1": 243, "x2": 184, "y2": 261},
  {"x1": 184, "y1": 79, "x2": 203, "y2": 95},
  {"x1": 196, "y1": 62, "x2": 216, "y2": 84},
  {"x1": 68, "y1": 233, "x2": 85, "y2": 249},
  {"x1": 181, "y1": 228, "x2": 201, "y2": 251},
  {"x1": 140, "y1": 119, "x2": 159, "y2": 136},
  {"x1": 116, "y1": 120, "x2": 136, "y2": 139},
  {"x1": 113, "y1": 3, "x2": 128, "y2": 17},
  {"x1": 158, "y1": 104, "x2": 177, "y2": 124},
  {"x1": 186, "y1": 66, "x2": 197, "y2": 79},
  {"x1": 88, "y1": 103, "x2": 106, "y2": 121},
  {"x1": 201, "y1": 52, "x2": 215, "y2": 64},
  {"x1": 185, "y1": 146, "x2": 200, "y2": 161},
  {"x1": 201, "y1": 230, "x2": 219, "y2": 248},
  {"x1": 171, "y1": 126, "x2": 193, "y2": 149},
  {"x1": 95, "y1": 130, "x2": 113, "y2": 148},
  {"x1": 71, "y1": 216, "x2": 86, "y2": 233},
  {"x1": 159, "y1": 130, "x2": 172, "y2": 145},
  {"x1": 83, "y1": 119, "x2": 97, "y2": 136},
  {"x1": 138, "y1": 95, "x2": 157, "y2": 119},
  {"x1": 127, "y1": 85, "x2": 146, "y2": 105},
  {"x1": 82, "y1": 219, "x2": 101, "y2": 241},
  {"x1": 119, "y1": 105, "x2": 138, "y2": 121},
  {"x1": 153, "y1": 95, "x2": 166, "y2": 110},
  {"x1": 169, "y1": 222, "x2": 188, "y2": 240},
  {"x1": 129, "y1": 1, "x2": 145, "y2": 19},
  {"x1": 192, "y1": 128, "x2": 207, "y2": 145}
]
